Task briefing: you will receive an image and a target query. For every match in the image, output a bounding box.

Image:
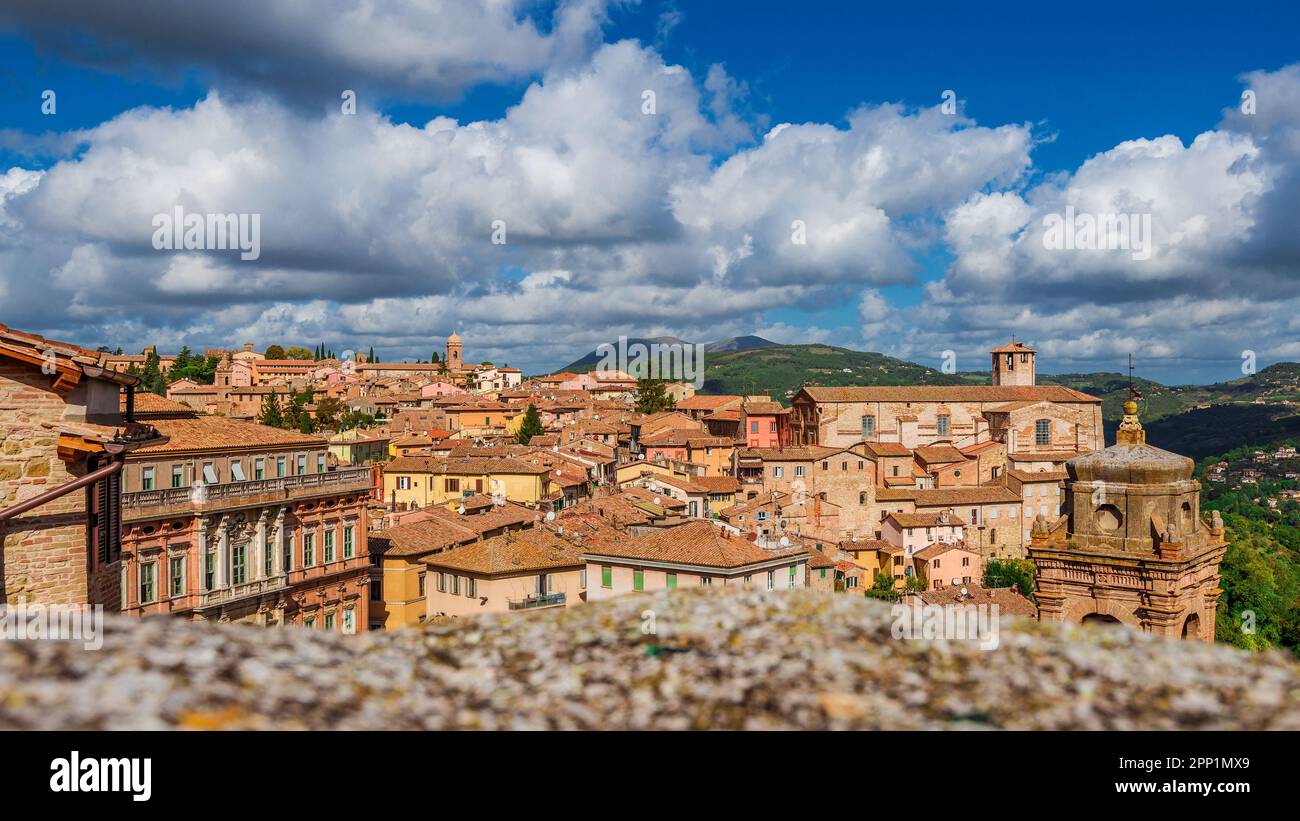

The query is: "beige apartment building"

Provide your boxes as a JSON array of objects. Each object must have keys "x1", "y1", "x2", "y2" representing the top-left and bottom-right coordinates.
[
  {"x1": 789, "y1": 344, "x2": 1102, "y2": 456},
  {"x1": 424, "y1": 527, "x2": 586, "y2": 618},
  {"x1": 583, "y1": 520, "x2": 809, "y2": 599}
]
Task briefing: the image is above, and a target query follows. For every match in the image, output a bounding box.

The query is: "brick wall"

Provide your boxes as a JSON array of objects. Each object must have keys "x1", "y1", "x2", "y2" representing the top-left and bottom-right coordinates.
[{"x1": 0, "y1": 363, "x2": 91, "y2": 606}]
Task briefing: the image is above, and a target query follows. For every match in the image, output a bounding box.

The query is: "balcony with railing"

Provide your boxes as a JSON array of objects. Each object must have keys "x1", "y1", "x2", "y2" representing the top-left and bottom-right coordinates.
[
  {"x1": 198, "y1": 575, "x2": 288, "y2": 608},
  {"x1": 507, "y1": 592, "x2": 567, "y2": 611},
  {"x1": 122, "y1": 466, "x2": 375, "y2": 519}
]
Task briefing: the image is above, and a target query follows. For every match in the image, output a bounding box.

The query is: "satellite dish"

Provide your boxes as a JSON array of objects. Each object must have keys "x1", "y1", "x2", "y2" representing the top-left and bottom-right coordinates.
[
  {"x1": 951, "y1": 578, "x2": 960, "y2": 587},
  {"x1": 545, "y1": 511, "x2": 556, "y2": 521},
  {"x1": 652, "y1": 497, "x2": 661, "y2": 505},
  {"x1": 779, "y1": 536, "x2": 790, "y2": 547},
  {"x1": 960, "y1": 586, "x2": 969, "y2": 596}
]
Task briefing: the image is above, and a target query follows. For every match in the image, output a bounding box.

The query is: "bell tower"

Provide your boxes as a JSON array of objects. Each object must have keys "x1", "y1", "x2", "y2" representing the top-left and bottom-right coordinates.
[
  {"x1": 990, "y1": 341, "x2": 1036, "y2": 386},
  {"x1": 446, "y1": 329, "x2": 462, "y2": 370},
  {"x1": 1028, "y1": 395, "x2": 1227, "y2": 641}
]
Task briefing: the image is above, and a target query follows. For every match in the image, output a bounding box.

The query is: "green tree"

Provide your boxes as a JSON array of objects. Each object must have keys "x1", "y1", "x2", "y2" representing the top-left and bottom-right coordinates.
[
  {"x1": 431, "y1": 351, "x2": 440, "y2": 364},
  {"x1": 905, "y1": 566, "x2": 927, "y2": 593},
  {"x1": 285, "y1": 346, "x2": 314, "y2": 360},
  {"x1": 139, "y1": 349, "x2": 165, "y2": 396},
  {"x1": 264, "y1": 345, "x2": 286, "y2": 360},
  {"x1": 983, "y1": 558, "x2": 1036, "y2": 598},
  {"x1": 635, "y1": 377, "x2": 676, "y2": 414},
  {"x1": 172, "y1": 346, "x2": 194, "y2": 373},
  {"x1": 314, "y1": 396, "x2": 344, "y2": 429},
  {"x1": 258, "y1": 390, "x2": 283, "y2": 428},
  {"x1": 515, "y1": 403, "x2": 545, "y2": 444},
  {"x1": 864, "y1": 570, "x2": 899, "y2": 602}
]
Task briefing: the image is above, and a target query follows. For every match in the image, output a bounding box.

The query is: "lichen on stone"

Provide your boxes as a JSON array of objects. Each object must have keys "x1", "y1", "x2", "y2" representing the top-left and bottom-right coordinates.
[{"x1": 1, "y1": 589, "x2": 1298, "y2": 730}]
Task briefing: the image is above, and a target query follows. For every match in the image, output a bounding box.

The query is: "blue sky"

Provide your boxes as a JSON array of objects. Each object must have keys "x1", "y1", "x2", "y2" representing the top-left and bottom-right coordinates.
[{"x1": 1, "y1": 1, "x2": 1298, "y2": 383}]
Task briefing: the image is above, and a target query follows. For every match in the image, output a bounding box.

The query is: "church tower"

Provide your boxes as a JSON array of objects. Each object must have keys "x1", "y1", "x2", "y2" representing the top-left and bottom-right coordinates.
[
  {"x1": 446, "y1": 330, "x2": 462, "y2": 370},
  {"x1": 990, "y1": 341, "x2": 1036, "y2": 386},
  {"x1": 1028, "y1": 399, "x2": 1227, "y2": 641}
]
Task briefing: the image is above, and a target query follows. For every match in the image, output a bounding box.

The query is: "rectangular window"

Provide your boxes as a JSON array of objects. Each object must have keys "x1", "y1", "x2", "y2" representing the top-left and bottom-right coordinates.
[
  {"x1": 794, "y1": 465, "x2": 805, "y2": 477},
  {"x1": 700, "y1": 576, "x2": 711, "y2": 586},
  {"x1": 790, "y1": 565, "x2": 797, "y2": 588},
  {"x1": 276, "y1": 456, "x2": 286, "y2": 477},
  {"x1": 418, "y1": 573, "x2": 426, "y2": 597},
  {"x1": 324, "y1": 530, "x2": 335, "y2": 563},
  {"x1": 633, "y1": 568, "x2": 644, "y2": 591},
  {"x1": 324, "y1": 611, "x2": 336, "y2": 631},
  {"x1": 751, "y1": 422, "x2": 758, "y2": 433},
  {"x1": 139, "y1": 562, "x2": 156, "y2": 603},
  {"x1": 305, "y1": 617, "x2": 316, "y2": 630},
  {"x1": 861, "y1": 415, "x2": 875, "y2": 437},
  {"x1": 297, "y1": 455, "x2": 307, "y2": 475},
  {"x1": 436, "y1": 572, "x2": 446, "y2": 593},
  {"x1": 204, "y1": 550, "x2": 215, "y2": 590},
  {"x1": 666, "y1": 572, "x2": 676, "y2": 590},
  {"x1": 343, "y1": 525, "x2": 355, "y2": 559},
  {"x1": 304, "y1": 532, "x2": 316, "y2": 567},
  {"x1": 202, "y1": 463, "x2": 218, "y2": 483},
  {"x1": 230, "y1": 460, "x2": 245, "y2": 481},
  {"x1": 579, "y1": 569, "x2": 587, "y2": 590},
  {"x1": 937, "y1": 415, "x2": 950, "y2": 436},
  {"x1": 766, "y1": 570, "x2": 775, "y2": 591},
  {"x1": 467, "y1": 578, "x2": 477, "y2": 598},
  {"x1": 343, "y1": 607, "x2": 355, "y2": 634},
  {"x1": 1035, "y1": 419, "x2": 1051, "y2": 446},
  {"x1": 231, "y1": 544, "x2": 247, "y2": 586},
  {"x1": 445, "y1": 477, "x2": 460, "y2": 493},
  {"x1": 601, "y1": 565, "x2": 612, "y2": 588},
  {"x1": 171, "y1": 465, "x2": 184, "y2": 488},
  {"x1": 452, "y1": 575, "x2": 461, "y2": 596},
  {"x1": 141, "y1": 466, "x2": 155, "y2": 490},
  {"x1": 772, "y1": 466, "x2": 783, "y2": 478},
  {"x1": 317, "y1": 453, "x2": 326, "y2": 473},
  {"x1": 255, "y1": 458, "x2": 265, "y2": 480},
  {"x1": 169, "y1": 555, "x2": 185, "y2": 597}
]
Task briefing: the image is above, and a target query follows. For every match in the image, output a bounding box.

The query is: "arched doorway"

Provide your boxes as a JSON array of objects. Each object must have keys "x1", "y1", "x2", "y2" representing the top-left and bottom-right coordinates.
[
  {"x1": 1182, "y1": 613, "x2": 1202, "y2": 640},
  {"x1": 1081, "y1": 613, "x2": 1122, "y2": 627}
]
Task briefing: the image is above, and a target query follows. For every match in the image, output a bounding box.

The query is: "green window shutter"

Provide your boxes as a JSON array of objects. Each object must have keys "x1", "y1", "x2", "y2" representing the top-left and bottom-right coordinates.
[
  {"x1": 633, "y1": 569, "x2": 644, "y2": 591},
  {"x1": 667, "y1": 573, "x2": 676, "y2": 590},
  {"x1": 601, "y1": 566, "x2": 612, "y2": 588}
]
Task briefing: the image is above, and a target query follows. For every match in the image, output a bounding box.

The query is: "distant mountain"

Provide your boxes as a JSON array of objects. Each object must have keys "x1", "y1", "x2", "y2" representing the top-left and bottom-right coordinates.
[
  {"x1": 698, "y1": 344, "x2": 967, "y2": 400},
  {"x1": 703, "y1": 335, "x2": 777, "y2": 354},
  {"x1": 560, "y1": 335, "x2": 776, "y2": 373}
]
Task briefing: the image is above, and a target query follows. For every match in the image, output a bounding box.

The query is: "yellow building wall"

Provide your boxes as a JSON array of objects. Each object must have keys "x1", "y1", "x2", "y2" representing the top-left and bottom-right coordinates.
[{"x1": 382, "y1": 469, "x2": 548, "y2": 508}]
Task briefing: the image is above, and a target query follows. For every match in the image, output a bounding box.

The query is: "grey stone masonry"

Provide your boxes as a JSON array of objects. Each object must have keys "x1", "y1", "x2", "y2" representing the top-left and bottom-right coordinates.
[{"x1": 1, "y1": 588, "x2": 1298, "y2": 730}]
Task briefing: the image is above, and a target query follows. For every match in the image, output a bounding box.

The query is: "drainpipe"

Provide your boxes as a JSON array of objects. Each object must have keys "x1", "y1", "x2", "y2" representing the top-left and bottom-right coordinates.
[{"x1": 0, "y1": 459, "x2": 123, "y2": 522}]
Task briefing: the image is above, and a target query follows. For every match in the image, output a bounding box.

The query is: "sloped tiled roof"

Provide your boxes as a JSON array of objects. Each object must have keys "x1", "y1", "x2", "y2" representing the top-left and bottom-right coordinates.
[
  {"x1": 583, "y1": 520, "x2": 804, "y2": 570},
  {"x1": 798, "y1": 385, "x2": 1099, "y2": 404}
]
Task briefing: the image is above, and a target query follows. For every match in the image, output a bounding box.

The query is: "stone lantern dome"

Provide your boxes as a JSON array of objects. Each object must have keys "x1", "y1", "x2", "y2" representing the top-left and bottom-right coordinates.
[{"x1": 1029, "y1": 398, "x2": 1227, "y2": 642}]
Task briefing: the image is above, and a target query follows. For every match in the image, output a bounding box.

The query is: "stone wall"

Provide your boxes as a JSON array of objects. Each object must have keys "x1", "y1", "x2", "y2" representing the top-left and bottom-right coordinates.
[
  {"x1": 0, "y1": 363, "x2": 90, "y2": 606},
  {"x1": 2, "y1": 588, "x2": 1297, "y2": 730}
]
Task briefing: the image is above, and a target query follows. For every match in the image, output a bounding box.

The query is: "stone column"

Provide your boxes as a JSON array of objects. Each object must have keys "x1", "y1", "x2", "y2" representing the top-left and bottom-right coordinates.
[
  {"x1": 272, "y1": 506, "x2": 287, "y2": 576},
  {"x1": 196, "y1": 516, "x2": 209, "y2": 593},
  {"x1": 256, "y1": 511, "x2": 269, "y2": 580},
  {"x1": 217, "y1": 515, "x2": 230, "y2": 588}
]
